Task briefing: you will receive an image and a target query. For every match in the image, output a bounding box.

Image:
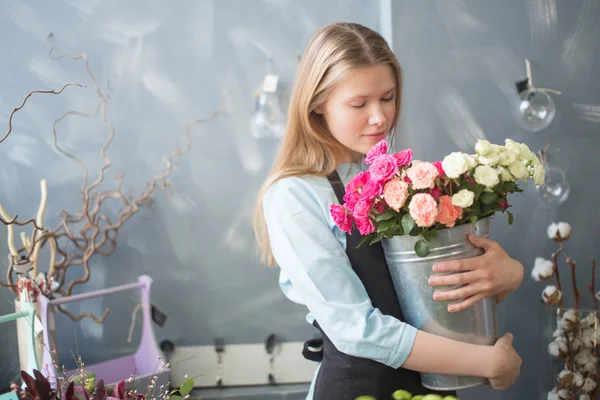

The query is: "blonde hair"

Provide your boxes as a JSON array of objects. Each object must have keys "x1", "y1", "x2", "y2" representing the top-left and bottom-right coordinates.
[{"x1": 253, "y1": 22, "x2": 403, "y2": 266}]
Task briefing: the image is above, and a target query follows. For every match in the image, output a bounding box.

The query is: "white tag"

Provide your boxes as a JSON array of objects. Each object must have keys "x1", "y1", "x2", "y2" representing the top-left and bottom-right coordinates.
[{"x1": 263, "y1": 74, "x2": 279, "y2": 93}]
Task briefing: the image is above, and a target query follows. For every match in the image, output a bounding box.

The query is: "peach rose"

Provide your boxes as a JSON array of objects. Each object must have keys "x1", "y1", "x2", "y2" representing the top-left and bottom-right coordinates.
[
  {"x1": 383, "y1": 178, "x2": 409, "y2": 211},
  {"x1": 435, "y1": 195, "x2": 463, "y2": 228},
  {"x1": 408, "y1": 193, "x2": 438, "y2": 228},
  {"x1": 406, "y1": 162, "x2": 439, "y2": 190}
]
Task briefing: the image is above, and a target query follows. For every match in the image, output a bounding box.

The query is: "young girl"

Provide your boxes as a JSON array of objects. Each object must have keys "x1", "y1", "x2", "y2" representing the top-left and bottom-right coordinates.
[{"x1": 253, "y1": 22, "x2": 523, "y2": 399}]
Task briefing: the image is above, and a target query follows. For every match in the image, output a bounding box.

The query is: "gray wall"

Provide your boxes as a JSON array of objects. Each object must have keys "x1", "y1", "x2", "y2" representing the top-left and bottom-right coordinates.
[
  {"x1": 391, "y1": 1, "x2": 600, "y2": 399},
  {"x1": 0, "y1": 0, "x2": 379, "y2": 389}
]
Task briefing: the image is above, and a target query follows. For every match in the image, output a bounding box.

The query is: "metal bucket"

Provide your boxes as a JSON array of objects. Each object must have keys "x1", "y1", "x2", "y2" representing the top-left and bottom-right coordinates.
[{"x1": 381, "y1": 218, "x2": 498, "y2": 391}]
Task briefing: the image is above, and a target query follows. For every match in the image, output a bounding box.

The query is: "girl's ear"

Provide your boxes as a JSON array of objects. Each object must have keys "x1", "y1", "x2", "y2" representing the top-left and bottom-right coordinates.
[{"x1": 314, "y1": 105, "x2": 323, "y2": 114}]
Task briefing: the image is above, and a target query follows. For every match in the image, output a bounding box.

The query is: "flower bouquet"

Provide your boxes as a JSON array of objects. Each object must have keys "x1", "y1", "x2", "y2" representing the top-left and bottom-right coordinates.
[
  {"x1": 330, "y1": 138, "x2": 545, "y2": 257},
  {"x1": 330, "y1": 138, "x2": 544, "y2": 390}
]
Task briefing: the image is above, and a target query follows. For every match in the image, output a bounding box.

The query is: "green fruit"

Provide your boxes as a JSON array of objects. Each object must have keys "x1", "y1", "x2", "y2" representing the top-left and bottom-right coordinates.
[
  {"x1": 354, "y1": 397, "x2": 376, "y2": 400},
  {"x1": 421, "y1": 395, "x2": 443, "y2": 400},
  {"x1": 442, "y1": 397, "x2": 459, "y2": 400},
  {"x1": 392, "y1": 390, "x2": 413, "y2": 400},
  {"x1": 412, "y1": 396, "x2": 424, "y2": 400}
]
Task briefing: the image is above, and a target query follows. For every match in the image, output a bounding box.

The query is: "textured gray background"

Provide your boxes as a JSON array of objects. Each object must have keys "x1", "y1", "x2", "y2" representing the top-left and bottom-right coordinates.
[{"x1": 0, "y1": 1, "x2": 599, "y2": 399}]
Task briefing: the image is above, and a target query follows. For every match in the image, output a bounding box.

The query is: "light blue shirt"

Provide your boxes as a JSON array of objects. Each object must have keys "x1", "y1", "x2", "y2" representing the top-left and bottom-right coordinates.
[{"x1": 263, "y1": 163, "x2": 419, "y2": 399}]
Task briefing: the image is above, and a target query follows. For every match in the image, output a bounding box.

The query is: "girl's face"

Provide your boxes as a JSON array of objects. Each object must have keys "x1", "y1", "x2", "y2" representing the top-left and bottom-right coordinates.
[{"x1": 317, "y1": 63, "x2": 397, "y2": 163}]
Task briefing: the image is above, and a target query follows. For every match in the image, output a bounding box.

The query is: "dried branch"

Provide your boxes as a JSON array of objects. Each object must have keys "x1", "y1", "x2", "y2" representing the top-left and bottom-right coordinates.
[
  {"x1": 0, "y1": 215, "x2": 43, "y2": 231},
  {"x1": 587, "y1": 258, "x2": 597, "y2": 311},
  {"x1": 56, "y1": 304, "x2": 109, "y2": 324},
  {"x1": 0, "y1": 83, "x2": 85, "y2": 144},
  {"x1": 1, "y1": 35, "x2": 224, "y2": 324},
  {"x1": 566, "y1": 256, "x2": 580, "y2": 311},
  {"x1": 552, "y1": 240, "x2": 564, "y2": 292}
]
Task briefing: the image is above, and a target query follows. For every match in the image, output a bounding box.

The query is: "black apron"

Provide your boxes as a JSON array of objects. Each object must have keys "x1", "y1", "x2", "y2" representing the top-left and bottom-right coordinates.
[{"x1": 302, "y1": 171, "x2": 456, "y2": 400}]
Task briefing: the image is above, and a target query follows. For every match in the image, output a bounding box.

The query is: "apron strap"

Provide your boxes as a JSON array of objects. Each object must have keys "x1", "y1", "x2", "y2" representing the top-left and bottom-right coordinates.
[{"x1": 326, "y1": 170, "x2": 345, "y2": 204}]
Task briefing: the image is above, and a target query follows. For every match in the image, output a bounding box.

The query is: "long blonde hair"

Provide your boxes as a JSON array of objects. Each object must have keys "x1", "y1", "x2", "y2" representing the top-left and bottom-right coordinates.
[{"x1": 253, "y1": 22, "x2": 403, "y2": 266}]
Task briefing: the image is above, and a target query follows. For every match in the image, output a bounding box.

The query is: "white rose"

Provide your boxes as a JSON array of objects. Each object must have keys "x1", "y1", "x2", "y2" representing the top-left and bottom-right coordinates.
[
  {"x1": 508, "y1": 160, "x2": 529, "y2": 181},
  {"x1": 531, "y1": 257, "x2": 554, "y2": 281},
  {"x1": 476, "y1": 152, "x2": 500, "y2": 166},
  {"x1": 505, "y1": 138, "x2": 535, "y2": 161},
  {"x1": 533, "y1": 163, "x2": 546, "y2": 185},
  {"x1": 475, "y1": 139, "x2": 495, "y2": 155},
  {"x1": 441, "y1": 152, "x2": 474, "y2": 179},
  {"x1": 497, "y1": 166, "x2": 515, "y2": 182},
  {"x1": 451, "y1": 189, "x2": 475, "y2": 208},
  {"x1": 498, "y1": 147, "x2": 518, "y2": 166},
  {"x1": 473, "y1": 165, "x2": 500, "y2": 188}
]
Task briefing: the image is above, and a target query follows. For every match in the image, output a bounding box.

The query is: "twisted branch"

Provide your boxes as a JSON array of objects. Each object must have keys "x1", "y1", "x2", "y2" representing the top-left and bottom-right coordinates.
[
  {"x1": 0, "y1": 83, "x2": 85, "y2": 144},
  {"x1": 1, "y1": 36, "x2": 223, "y2": 323}
]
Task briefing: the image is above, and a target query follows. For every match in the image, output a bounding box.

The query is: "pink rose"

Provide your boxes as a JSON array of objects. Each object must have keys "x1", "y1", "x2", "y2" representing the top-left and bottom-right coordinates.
[
  {"x1": 365, "y1": 140, "x2": 388, "y2": 164},
  {"x1": 369, "y1": 155, "x2": 398, "y2": 183},
  {"x1": 432, "y1": 161, "x2": 445, "y2": 177},
  {"x1": 353, "y1": 197, "x2": 374, "y2": 218},
  {"x1": 435, "y1": 195, "x2": 463, "y2": 228},
  {"x1": 355, "y1": 217, "x2": 375, "y2": 235},
  {"x1": 374, "y1": 200, "x2": 387, "y2": 214},
  {"x1": 406, "y1": 162, "x2": 439, "y2": 190},
  {"x1": 343, "y1": 191, "x2": 360, "y2": 211},
  {"x1": 408, "y1": 193, "x2": 438, "y2": 228},
  {"x1": 498, "y1": 196, "x2": 509, "y2": 210},
  {"x1": 382, "y1": 178, "x2": 409, "y2": 212},
  {"x1": 361, "y1": 179, "x2": 383, "y2": 199},
  {"x1": 428, "y1": 187, "x2": 442, "y2": 199},
  {"x1": 347, "y1": 171, "x2": 370, "y2": 193},
  {"x1": 330, "y1": 204, "x2": 353, "y2": 233},
  {"x1": 393, "y1": 149, "x2": 413, "y2": 168}
]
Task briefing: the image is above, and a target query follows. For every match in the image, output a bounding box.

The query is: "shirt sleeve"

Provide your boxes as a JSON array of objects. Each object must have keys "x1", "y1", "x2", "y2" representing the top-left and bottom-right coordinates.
[{"x1": 263, "y1": 177, "x2": 418, "y2": 368}]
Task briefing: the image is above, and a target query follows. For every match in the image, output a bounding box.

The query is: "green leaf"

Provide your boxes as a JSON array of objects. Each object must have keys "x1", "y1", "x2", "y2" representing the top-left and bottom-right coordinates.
[
  {"x1": 370, "y1": 235, "x2": 383, "y2": 245},
  {"x1": 421, "y1": 229, "x2": 431, "y2": 242},
  {"x1": 377, "y1": 218, "x2": 397, "y2": 233},
  {"x1": 470, "y1": 215, "x2": 478, "y2": 225},
  {"x1": 168, "y1": 396, "x2": 185, "y2": 400},
  {"x1": 357, "y1": 235, "x2": 375, "y2": 248},
  {"x1": 502, "y1": 181, "x2": 517, "y2": 192},
  {"x1": 375, "y1": 209, "x2": 397, "y2": 221},
  {"x1": 507, "y1": 210, "x2": 514, "y2": 225},
  {"x1": 480, "y1": 192, "x2": 498, "y2": 205},
  {"x1": 401, "y1": 214, "x2": 415, "y2": 235},
  {"x1": 179, "y1": 378, "x2": 194, "y2": 396},
  {"x1": 415, "y1": 240, "x2": 431, "y2": 257}
]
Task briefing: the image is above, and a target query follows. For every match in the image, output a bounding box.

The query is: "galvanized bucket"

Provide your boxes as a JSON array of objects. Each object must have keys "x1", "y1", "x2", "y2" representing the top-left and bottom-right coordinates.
[{"x1": 381, "y1": 218, "x2": 498, "y2": 391}]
